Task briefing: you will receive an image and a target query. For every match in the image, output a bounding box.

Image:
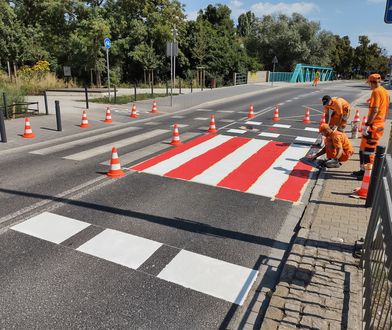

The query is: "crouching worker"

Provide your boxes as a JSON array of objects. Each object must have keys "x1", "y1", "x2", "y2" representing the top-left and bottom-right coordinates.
[{"x1": 308, "y1": 123, "x2": 353, "y2": 168}]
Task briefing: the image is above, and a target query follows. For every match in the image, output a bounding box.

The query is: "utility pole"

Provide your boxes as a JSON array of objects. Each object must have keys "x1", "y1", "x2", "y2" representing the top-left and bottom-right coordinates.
[{"x1": 272, "y1": 56, "x2": 278, "y2": 87}]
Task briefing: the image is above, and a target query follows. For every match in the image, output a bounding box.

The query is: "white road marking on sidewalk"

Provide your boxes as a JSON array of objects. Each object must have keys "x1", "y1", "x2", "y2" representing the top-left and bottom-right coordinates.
[
  {"x1": 63, "y1": 129, "x2": 169, "y2": 161},
  {"x1": 158, "y1": 250, "x2": 258, "y2": 305},
  {"x1": 295, "y1": 136, "x2": 317, "y2": 143},
  {"x1": 259, "y1": 132, "x2": 280, "y2": 138},
  {"x1": 273, "y1": 124, "x2": 291, "y2": 128},
  {"x1": 30, "y1": 127, "x2": 141, "y2": 155},
  {"x1": 246, "y1": 144, "x2": 310, "y2": 197},
  {"x1": 11, "y1": 212, "x2": 90, "y2": 244},
  {"x1": 245, "y1": 121, "x2": 262, "y2": 125},
  {"x1": 227, "y1": 129, "x2": 246, "y2": 134},
  {"x1": 305, "y1": 127, "x2": 320, "y2": 132},
  {"x1": 77, "y1": 229, "x2": 162, "y2": 270}
]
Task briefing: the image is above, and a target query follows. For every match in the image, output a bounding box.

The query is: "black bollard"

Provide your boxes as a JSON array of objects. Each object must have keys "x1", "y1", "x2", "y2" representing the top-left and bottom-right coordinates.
[
  {"x1": 134, "y1": 84, "x2": 137, "y2": 101},
  {"x1": 55, "y1": 100, "x2": 62, "y2": 132},
  {"x1": 365, "y1": 145, "x2": 386, "y2": 207},
  {"x1": 0, "y1": 108, "x2": 7, "y2": 142},
  {"x1": 44, "y1": 91, "x2": 49, "y2": 115},
  {"x1": 84, "y1": 87, "x2": 89, "y2": 109},
  {"x1": 114, "y1": 85, "x2": 117, "y2": 104},
  {"x1": 2, "y1": 93, "x2": 8, "y2": 119}
]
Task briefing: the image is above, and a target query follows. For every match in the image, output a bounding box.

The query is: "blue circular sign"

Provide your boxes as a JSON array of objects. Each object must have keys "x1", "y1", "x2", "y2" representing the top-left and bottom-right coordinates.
[{"x1": 104, "y1": 38, "x2": 111, "y2": 49}]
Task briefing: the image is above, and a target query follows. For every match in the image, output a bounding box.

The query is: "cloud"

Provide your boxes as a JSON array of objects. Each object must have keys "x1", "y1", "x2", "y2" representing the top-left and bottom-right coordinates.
[
  {"x1": 250, "y1": 2, "x2": 319, "y2": 16},
  {"x1": 185, "y1": 10, "x2": 198, "y2": 21},
  {"x1": 229, "y1": 0, "x2": 245, "y2": 18},
  {"x1": 360, "y1": 32, "x2": 392, "y2": 54}
]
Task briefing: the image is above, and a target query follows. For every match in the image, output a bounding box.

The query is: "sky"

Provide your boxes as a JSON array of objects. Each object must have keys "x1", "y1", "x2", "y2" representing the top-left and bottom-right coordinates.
[{"x1": 181, "y1": 0, "x2": 392, "y2": 55}]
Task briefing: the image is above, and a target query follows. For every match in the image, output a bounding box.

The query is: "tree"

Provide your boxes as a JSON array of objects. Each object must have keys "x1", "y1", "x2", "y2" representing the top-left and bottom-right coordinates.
[{"x1": 130, "y1": 42, "x2": 161, "y2": 85}]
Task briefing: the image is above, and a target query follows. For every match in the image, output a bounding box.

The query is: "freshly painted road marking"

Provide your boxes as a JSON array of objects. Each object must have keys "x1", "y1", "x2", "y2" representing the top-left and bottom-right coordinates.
[
  {"x1": 176, "y1": 124, "x2": 189, "y2": 128},
  {"x1": 227, "y1": 129, "x2": 246, "y2": 134},
  {"x1": 273, "y1": 124, "x2": 291, "y2": 128},
  {"x1": 305, "y1": 127, "x2": 319, "y2": 132},
  {"x1": 217, "y1": 110, "x2": 234, "y2": 113},
  {"x1": 30, "y1": 127, "x2": 141, "y2": 155},
  {"x1": 194, "y1": 117, "x2": 209, "y2": 121},
  {"x1": 259, "y1": 132, "x2": 280, "y2": 138},
  {"x1": 63, "y1": 129, "x2": 169, "y2": 161},
  {"x1": 220, "y1": 119, "x2": 235, "y2": 123},
  {"x1": 295, "y1": 136, "x2": 317, "y2": 143},
  {"x1": 11, "y1": 212, "x2": 90, "y2": 244},
  {"x1": 195, "y1": 109, "x2": 211, "y2": 112},
  {"x1": 171, "y1": 115, "x2": 185, "y2": 119},
  {"x1": 77, "y1": 229, "x2": 162, "y2": 270},
  {"x1": 158, "y1": 250, "x2": 258, "y2": 305},
  {"x1": 245, "y1": 121, "x2": 262, "y2": 125}
]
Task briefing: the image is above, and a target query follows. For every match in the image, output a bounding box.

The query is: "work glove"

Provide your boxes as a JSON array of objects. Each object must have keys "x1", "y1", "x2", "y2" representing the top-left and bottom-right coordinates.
[{"x1": 362, "y1": 125, "x2": 370, "y2": 137}]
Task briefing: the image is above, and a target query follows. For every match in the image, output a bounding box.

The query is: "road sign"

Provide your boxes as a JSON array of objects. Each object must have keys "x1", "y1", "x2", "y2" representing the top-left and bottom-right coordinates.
[
  {"x1": 104, "y1": 38, "x2": 111, "y2": 49},
  {"x1": 385, "y1": 0, "x2": 392, "y2": 23},
  {"x1": 166, "y1": 42, "x2": 178, "y2": 57},
  {"x1": 272, "y1": 56, "x2": 278, "y2": 64}
]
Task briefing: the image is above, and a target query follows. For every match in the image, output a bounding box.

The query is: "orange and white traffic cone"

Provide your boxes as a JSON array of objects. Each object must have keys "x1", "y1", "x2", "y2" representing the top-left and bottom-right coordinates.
[
  {"x1": 359, "y1": 116, "x2": 367, "y2": 133},
  {"x1": 319, "y1": 112, "x2": 326, "y2": 126},
  {"x1": 106, "y1": 147, "x2": 125, "y2": 178},
  {"x1": 80, "y1": 110, "x2": 89, "y2": 128},
  {"x1": 303, "y1": 108, "x2": 311, "y2": 124},
  {"x1": 104, "y1": 107, "x2": 112, "y2": 123},
  {"x1": 22, "y1": 117, "x2": 35, "y2": 138},
  {"x1": 248, "y1": 103, "x2": 255, "y2": 118},
  {"x1": 130, "y1": 104, "x2": 138, "y2": 118},
  {"x1": 272, "y1": 105, "x2": 280, "y2": 121},
  {"x1": 353, "y1": 109, "x2": 360, "y2": 124},
  {"x1": 151, "y1": 100, "x2": 158, "y2": 113},
  {"x1": 170, "y1": 124, "x2": 182, "y2": 146},
  {"x1": 352, "y1": 163, "x2": 372, "y2": 199},
  {"x1": 208, "y1": 115, "x2": 218, "y2": 133}
]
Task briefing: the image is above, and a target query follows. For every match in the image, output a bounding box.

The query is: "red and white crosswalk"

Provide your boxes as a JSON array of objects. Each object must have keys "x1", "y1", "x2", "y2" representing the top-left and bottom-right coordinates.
[{"x1": 131, "y1": 134, "x2": 315, "y2": 202}]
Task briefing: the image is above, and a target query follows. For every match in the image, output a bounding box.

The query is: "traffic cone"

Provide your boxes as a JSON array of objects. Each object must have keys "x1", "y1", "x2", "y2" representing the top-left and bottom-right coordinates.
[
  {"x1": 104, "y1": 107, "x2": 112, "y2": 123},
  {"x1": 353, "y1": 163, "x2": 372, "y2": 199},
  {"x1": 353, "y1": 109, "x2": 360, "y2": 124},
  {"x1": 170, "y1": 124, "x2": 182, "y2": 146},
  {"x1": 248, "y1": 103, "x2": 255, "y2": 118},
  {"x1": 22, "y1": 117, "x2": 35, "y2": 138},
  {"x1": 303, "y1": 108, "x2": 311, "y2": 124},
  {"x1": 272, "y1": 105, "x2": 280, "y2": 121},
  {"x1": 359, "y1": 116, "x2": 367, "y2": 133},
  {"x1": 80, "y1": 110, "x2": 89, "y2": 128},
  {"x1": 106, "y1": 147, "x2": 125, "y2": 178},
  {"x1": 130, "y1": 104, "x2": 138, "y2": 118},
  {"x1": 208, "y1": 115, "x2": 218, "y2": 133},
  {"x1": 151, "y1": 100, "x2": 158, "y2": 113},
  {"x1": 319, "y1": 112, "x2": 326, "y2": 126}
]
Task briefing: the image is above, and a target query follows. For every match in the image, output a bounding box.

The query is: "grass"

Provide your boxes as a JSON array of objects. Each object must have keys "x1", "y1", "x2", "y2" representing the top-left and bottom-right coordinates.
[{"x1": 88, "y1": 93, "x2": 177, "y2": 104}]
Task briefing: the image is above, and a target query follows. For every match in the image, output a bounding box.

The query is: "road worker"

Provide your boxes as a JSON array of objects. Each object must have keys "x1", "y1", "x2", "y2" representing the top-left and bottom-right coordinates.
[
  {"x1": 353, "y1": 73, "x2": 390, "y2": 180},
  {"x1": 321, "y1": 95, "x2": 351, "y2": 132},
  {"x1": 312, "y1": 70, "x2": 320, "y2": 86},
  {"x1": 308, "y1": 124, "x2": 353, "y2": 168}
]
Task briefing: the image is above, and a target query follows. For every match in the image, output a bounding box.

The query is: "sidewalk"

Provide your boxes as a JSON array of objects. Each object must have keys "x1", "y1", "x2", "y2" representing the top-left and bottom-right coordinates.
[{"x1": 261, "y1": 92, "x2": 391, "y2": 329}]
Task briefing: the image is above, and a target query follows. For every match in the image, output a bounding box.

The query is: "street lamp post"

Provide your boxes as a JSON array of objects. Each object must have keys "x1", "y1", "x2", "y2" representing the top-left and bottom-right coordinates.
[{"x1": 272, "y1": 56, "x2": 278, "y2": 87}]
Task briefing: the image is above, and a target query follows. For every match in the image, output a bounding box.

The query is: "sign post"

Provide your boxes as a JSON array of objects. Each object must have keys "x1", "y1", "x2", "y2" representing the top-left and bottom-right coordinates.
[
  {"x1": 385, "y1": 0, "x2": 392, "y2": 23},
  {"x1": 104, "y1": 38, "x2": 111, "y2": 101},
  {"x1": 388, "y1": 56, "x2": 392, "y2": 88},
  {"x1": 166, "y1": 29, "x2": 178, "y2": 107},
  {"x1": 272, "y1": 56, "x2": 278, "y2": 87}
]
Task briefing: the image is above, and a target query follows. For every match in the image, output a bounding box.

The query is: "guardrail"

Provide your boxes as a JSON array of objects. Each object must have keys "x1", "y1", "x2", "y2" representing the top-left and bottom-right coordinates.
[
  {"x1": 1, "y1": 92, "x2": 39, "y2": 119},
  {"x1": 361, "y1": 147, "x2": 392, "y2": 329},
  {"x1": 268, "y1": 72, "x2": 293, "y2": 82},
  {"x1": 234, "y1": 73, "x2": 247, "y2": 86}
]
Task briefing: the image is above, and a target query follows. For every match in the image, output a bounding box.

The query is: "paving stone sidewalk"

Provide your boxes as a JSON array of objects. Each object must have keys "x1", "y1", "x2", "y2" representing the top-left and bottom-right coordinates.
[{"x1": 261, "y1": 94, "x2": 391, "y2": 329}]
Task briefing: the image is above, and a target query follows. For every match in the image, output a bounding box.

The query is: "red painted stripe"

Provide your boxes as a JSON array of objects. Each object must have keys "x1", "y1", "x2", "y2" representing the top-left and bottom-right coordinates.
[
  {"x1": 217, "y1": 141, "x2": 289, "y2": 192},
  {"x1": 164, "y1": 137, "x2": 250, "y2": 180},
  {"x1": 275, "y1": 160, "x2": 313, "y2": 202},
  {"x1": 131, "y1": 134, "x2": 216, "y2": 171}
]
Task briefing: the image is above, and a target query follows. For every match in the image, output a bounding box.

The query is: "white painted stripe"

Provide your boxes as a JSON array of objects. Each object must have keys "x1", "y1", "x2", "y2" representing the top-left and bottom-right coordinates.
[
  {"x1": 31, "y1": 127, "x2": 141, "y2": 155},
  {"x1": 63, "y1": 129, "x2": 169, "y2": 161},
  {"x1": 194, "y1": 117, "x2": 209, "y2": 120},
  {"x1": 101, "y1": 132, "x2": 200, "y2": 166},
  {"x1": 246, "y1": 144, "x2": 310, "y2": 197},
  {"x1": 295, "y1": 136, "x2": 317, "y2": 143},
  {"x1": 171, "y1": 115, "x2": 185, "y2": 119},
  {"x1": 273, "y1": 124, "x2": 291, "y2": 128},
  {"x1": 11, "y1": 212, "x2": 90, "y2": 244},
  {"x1": 143, "y1": 135, "x2": 232, "y2": 175},
  {"x1": 220, "y1": 119, "x2": 235, "y2": 123},
  {"x1": 196, "y1": 109, "x2": 211, "y2": 111},
  {"x1": 259, "y1": 132, "x2": 280, "y2": 138},
  {"x1": 191, "y1": 139, "x2": 269, "y2": 186},
  {"x1": 158, "y1": 250, "x2": 258, "y2": 305},
  {"x1": 278, "y1": 103, "x2": 285, "y2": 105},
  {"x1": 144, "y1": 122, "x2": 160, "y2": 126},
  {"x1": 286, "y1": 100, "x2": 292, "y2": 102},
  {"x1": 304, "y1": 127, "x2": 319, "y2": 132},
  {"x1": 245, "y1": 121, "x2": 262, "y2": 125},
  {"x1": 227, "y1": 129, "x2": 246, "y2": 134},
  {"x1": 217, "y1": 110, "x2": 234, "y2": 113},
  {"x1": 176, "y1": 124, "x2": 189, "y2": 128},
  {"x1": 77, "y1": 229, "x2": 162, "y2": 270}
]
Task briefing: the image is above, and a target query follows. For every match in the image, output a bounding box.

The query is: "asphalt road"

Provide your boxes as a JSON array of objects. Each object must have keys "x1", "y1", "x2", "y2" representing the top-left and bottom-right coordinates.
[{"x1": 0, "y1": 81, "x2": 364, "y2": 329}]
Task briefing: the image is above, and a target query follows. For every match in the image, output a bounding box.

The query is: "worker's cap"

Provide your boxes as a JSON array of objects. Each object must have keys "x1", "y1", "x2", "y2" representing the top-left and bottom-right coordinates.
[
  {"x1": 319, "y1": 123, "x2": 330, "y2": 133},
  {"x1": 368, "y1": 73, "x2": 381, "y2": 82},
  {"x1": 322, "y1": 95, "x2": 331, "y2": 105}
]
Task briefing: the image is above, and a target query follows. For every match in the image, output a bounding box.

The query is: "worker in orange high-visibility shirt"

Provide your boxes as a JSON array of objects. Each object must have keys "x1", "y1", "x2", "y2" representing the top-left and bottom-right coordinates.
[
  {"x1": 312, "y1": 70, "x2": 320, "y2": 86},
  {"x1": 309, "y1": 124, "x2": 353, "y2": 168},
  {"x1": 321, "y1": 95, "x2": 351, "y2": 132},
  {"x1": 353, "y1": 73, "x2": 390, "y2": 180}
]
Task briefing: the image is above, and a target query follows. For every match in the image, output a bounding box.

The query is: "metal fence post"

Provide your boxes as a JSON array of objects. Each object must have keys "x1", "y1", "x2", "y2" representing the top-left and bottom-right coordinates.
[
  {"x1": 44, "y1": 91, "x2": 49, "y2": 115},
  {"x1": 55, "y1": 100, "x2": 62, "y2": 132},
  {"x1": 84, "y1": 87, "x2": 89, "y2": 109},
  {"x1": 114, "y1": 85, "x2": 117, "y2": 104},
  {"x1": 2, "y1": 93, "x2": 9, "y2": 119},
  {"x1": 0, "y1": 108, "x2": 7, "y2": 142},
  {"x1": 365, "y1": 146, "x2": 386, "y2": 207}
]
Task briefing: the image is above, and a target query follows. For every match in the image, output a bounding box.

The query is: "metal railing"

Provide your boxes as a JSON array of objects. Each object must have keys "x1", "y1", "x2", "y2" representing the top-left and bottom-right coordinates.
[
  {"x1": 361, "y1": 149, "x2": 392, "y2": 329},
  {"x1": 269, "y1": 72, "x2": 293, "y2": 82},
  {"x1": 234, "y1": 73, "x2": 247, "y2": 86}
]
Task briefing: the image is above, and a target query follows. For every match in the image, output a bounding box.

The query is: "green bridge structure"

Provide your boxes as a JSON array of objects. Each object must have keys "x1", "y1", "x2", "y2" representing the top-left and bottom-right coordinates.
[{"x1": 269, "y1": 64, "x2": 334, "y2": 83}]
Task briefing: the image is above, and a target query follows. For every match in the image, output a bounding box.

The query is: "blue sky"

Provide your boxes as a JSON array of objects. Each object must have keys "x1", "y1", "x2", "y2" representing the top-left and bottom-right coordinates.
[{"x1": 181, "y1": 0, "x2": 392, "y2": 54}]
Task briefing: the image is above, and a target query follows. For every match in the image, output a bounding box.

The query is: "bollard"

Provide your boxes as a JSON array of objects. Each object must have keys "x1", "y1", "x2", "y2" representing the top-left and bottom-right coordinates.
[
  {"x1": 84, "y1": 87, "x2": 89, "y2": 109},
  {"x1": 114, "y1": 85, "x2": 117, "y2": 104},
  {"x1": 151, "y1": 83, "x2": 154, "y2": 98},
  {"x1": 55, "y1": 100, "x2": 62, "y2": 132},
  {"x1": 2, "y1": 93, "x2": 9, "y2": 119},
  {"x1": 0, "y1": 108, "x2": 7, "y2": 142},
  {"x1": 179, "y1": 79, "x2": 181, "y2": 94},
  {"x1": 44, "y1": 91, "x2": 49, "y2": 115},
  {"x1": 190, "y1": 81, "x2": 193, "y2": 93},
  {"x1": 166, "y1": 81, "x2": 169, "y2": 96},
  {"x1": 134, "y1": 84, "x2": 137, "y2": 101},
  {"x1": 365, "y1": 145, "x2": 386, "y2": 207}
]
